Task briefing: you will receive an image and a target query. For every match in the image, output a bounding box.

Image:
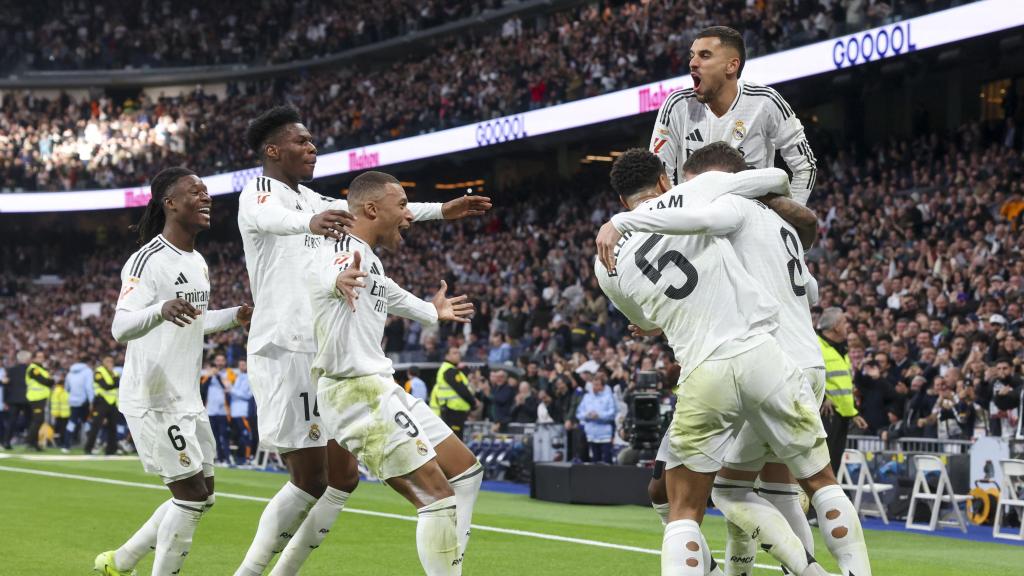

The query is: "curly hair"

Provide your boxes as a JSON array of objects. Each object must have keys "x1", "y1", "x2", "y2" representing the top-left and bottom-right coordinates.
[
  {"x1": 609, "y1": 148, "x2": 664, "y2": 199},
  {"x1": 245, "y1": 105, "x2": 303, "y2": 156}
]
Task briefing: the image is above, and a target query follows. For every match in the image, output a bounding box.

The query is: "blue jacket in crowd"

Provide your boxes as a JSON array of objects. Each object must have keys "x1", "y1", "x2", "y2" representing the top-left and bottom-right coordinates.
[
  {"x1": 229, "y1": 374, "x2": 253, "y2": 417},
  {"x1": 66, "y1": 362, "x2": 94, "y2": 407},
  {"x1": 575, "y1": 387, "x2": 617, "y2": 443}
]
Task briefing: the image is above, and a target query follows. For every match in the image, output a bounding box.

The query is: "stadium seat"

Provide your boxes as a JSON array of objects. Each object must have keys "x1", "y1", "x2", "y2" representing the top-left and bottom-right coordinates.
[
  {"x1": 837, "y1": 449, "x2": 893, "y2": 524},
  {"x1": 906, "y1": 455, "x2": 969, "y2": 533},
  {"x1": 992, "y1": 459, "x2": 1024, "y2": 541},
  {"x1": 252, "y1": 445, "x2": 281, "y2": 472}
]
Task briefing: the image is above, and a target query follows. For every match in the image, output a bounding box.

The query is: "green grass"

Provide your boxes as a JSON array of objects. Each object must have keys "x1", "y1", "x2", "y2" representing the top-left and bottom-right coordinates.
[{"x1": 0, "y1": 453, "x2": 1019, "y2": 575}]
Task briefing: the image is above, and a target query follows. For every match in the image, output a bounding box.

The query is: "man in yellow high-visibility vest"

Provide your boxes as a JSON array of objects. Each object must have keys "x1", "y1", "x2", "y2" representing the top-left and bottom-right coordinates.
[
  {"x1": 85, "y1": 356, "x2": 120, "y2": 455},
  {"x1": 50, "y1": 375, "x2": 71, "y2": 452},
  {"x1": 25, "y1": 351, "x2": 54, "y2": 452},
  {"x1": 429, "y1": 347, "x2": 476, "y2": 440},
  {"x1": 817, "y1": 307, "x2": 868, "y2": 473}
]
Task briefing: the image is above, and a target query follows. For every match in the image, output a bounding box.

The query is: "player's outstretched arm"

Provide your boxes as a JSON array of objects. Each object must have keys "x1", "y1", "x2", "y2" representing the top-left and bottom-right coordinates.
[
  {"x1": 112, "y1": 299, "x2": 199, "y2": 342},
  {"x1": 431, "y1": 280, "x2": 474, "y2": 323},
  {"x1": 203, "y1": 304, "x2": 251, "y2": 335},
  {"x1": 440, "y1": 195, "x2": 492, "y2": 220},
  {"x1": 385, "y1": 278, "x2": 439, "y2": 325},
  {"x1": 759, "y1": 196, "x2": 818, "y2": 249},
  {"x1": 332, "y1": 252, "x2": 368, "y2": 312},
  {"x1": 720, "y1": 168, "x2": 791, "y2": 200}
]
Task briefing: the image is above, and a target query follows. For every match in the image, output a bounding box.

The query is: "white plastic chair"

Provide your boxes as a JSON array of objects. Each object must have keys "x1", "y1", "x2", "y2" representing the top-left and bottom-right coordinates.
[
  {"x1": 993, "y1": 458, "x2": 1024, "y2": 540},
  {"x1": 837, "y1": 449, "x2": 893, "y2": 524},
  {"x1": 253, "y1": 445, "x2": 280, "y2": 471},
  {"x1": 905, "y1": 455, "x2": 969, "y2": 533}
]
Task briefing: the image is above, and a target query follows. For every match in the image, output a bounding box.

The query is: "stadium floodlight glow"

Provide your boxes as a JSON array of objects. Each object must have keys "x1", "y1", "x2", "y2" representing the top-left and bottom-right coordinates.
[{"x1": 2, "y1": 0, "x2": 1021, "y2": 213}]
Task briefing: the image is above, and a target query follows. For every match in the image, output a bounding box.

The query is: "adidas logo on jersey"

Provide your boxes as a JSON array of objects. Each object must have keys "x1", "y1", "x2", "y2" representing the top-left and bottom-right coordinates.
[
  {"x1": 685, "y1": 129, "x2": 704, "y2": 142},
  {"x1": 174, "y1": 272, "x2": 188, "y2": 285},
  {"x1": 370, "y1": 263, "x2": 381, "y2": 276}
]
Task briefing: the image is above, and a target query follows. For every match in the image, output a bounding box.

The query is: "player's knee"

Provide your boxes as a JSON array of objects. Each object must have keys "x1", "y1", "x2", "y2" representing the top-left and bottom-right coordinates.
[{"x1": 328, "y1": 463, "x2": 360, "y2": 493}]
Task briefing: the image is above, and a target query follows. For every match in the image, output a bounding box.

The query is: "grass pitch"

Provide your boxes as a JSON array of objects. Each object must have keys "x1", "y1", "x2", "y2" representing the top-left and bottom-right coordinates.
[{"x1": 0, "y1": 452, "x2": 1019, "y2": 575}]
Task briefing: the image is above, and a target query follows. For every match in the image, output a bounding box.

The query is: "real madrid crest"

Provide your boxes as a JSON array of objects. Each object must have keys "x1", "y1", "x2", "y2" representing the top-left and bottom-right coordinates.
[
  {"x1": 309, "y1": 424, "x2": 321, "y2": 441},
  {"x1": 416, "y1": 439, "x2": 429, "y2": 456},
  {"x1": 733, "y1": 120, "x2": 747, "y2": 140},
  {"x1": 179, "y1": 452, "x2": 192, "y2": 467}
]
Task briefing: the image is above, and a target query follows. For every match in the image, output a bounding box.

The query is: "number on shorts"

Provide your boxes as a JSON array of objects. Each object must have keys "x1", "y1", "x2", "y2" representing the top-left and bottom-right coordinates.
[
  {"x1": 779, "y1": 227, "x2": 807, "y2": 297},
  {"x1": 394, "y1": 411, "x2": 419, "y2": 438},
  {"x1": 299, "y1": 392, "x2": 320, "y2": 421},
  {"x1": 634, "y1": 234, "x2": 698, "y2": 300},
  {"x1": 167, "y1": 425, "x2": 186, "y2": 451}
]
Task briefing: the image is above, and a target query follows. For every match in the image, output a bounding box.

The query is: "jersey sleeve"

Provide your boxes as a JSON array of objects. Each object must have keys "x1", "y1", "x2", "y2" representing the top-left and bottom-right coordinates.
[
  {"x1": 239, "y1": 182, "x2": 311, "y2": 236},
  {"x1": 204, "y1": 308, "x2": 241, "y2": 335},
  {"x1": 650, "y1": 92, "x2": 688, "y2": 186},
  {"x1": 116, "y1": 256, "x2": 160, "y2": 312},
  {"x1": 315, "y1": 242, "x2": 360, "y2": 300},
  {"x1": 717, "y1": 168, "x2": 791, "y2": 201},
  {"x1": 594, "y1": 258, "x2": 659, "y2": 332},
  {"x1": 409, "y1": 202, "x2": 444, "y2": 222},
  {"x1": 764, "y1": 89, "x2": 817, "y2": 204},
  {"x1": 385, "y1": 278, "x2": 439, "y2": 326},
  {"x1": 611, "y1": 195, "x2": 746, "y2": 237}
]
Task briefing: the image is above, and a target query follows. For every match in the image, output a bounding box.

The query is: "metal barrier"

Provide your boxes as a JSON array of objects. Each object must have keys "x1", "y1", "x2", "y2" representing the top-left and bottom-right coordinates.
[
  {"x1": 846, "y1": 435, "x2": 887, "y2": 453},
  {"x1": 846, "y1": 435, "x2": 974, "y2": 455}
]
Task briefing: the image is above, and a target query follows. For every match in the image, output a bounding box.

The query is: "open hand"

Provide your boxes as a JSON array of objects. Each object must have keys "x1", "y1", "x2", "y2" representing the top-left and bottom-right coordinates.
[
  {"x1": 310, "y1": 209, "x2": 356, "y2": 239},
  {"x1": 335, "y1": 251, "x2": 368, "y2": 311},
  {"x1": 628, "y1": 324, "x2": 663, "y2": 338},
  {"x1": 432, "y1": 280, "x2": 474, "y2": 323},
  {"x1": 596, "y1": 221, "x2": 622, "y2": 272},
  {"x1": 442, "y1": 195, "x2": 492, "y2": 220},
  {"x1": 162, "y1": 298, "x2": 199, "y2": 327}
]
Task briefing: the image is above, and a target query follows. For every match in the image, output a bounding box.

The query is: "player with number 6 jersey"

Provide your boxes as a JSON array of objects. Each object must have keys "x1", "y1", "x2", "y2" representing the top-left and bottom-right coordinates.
[{"x1": 94, "y1": 167, "x2": 253, "y2": 576}]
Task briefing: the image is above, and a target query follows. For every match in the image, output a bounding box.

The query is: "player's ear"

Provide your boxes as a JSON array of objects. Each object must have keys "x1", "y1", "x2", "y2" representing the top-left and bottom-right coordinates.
[
  {"x1": 657, "y1": 172, "x2": 671, "y2": 193},
  {"x1": 264, "y1": 143, "x2": 278, "y2": 162}
]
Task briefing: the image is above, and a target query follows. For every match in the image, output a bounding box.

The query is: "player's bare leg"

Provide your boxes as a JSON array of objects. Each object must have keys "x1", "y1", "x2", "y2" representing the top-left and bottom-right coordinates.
[
  {"x1": 388, "y1": 460, "x2": 460, "y2": 576},
  {"x1": 269, "y1": 441, "x2": 359, "y2": 575},
  {"x1": 662, "y1": 464, "x2": 720, "y2": 576},
  {"x1": 434, "y1": 435, "x2": 482, "y2": 568}
]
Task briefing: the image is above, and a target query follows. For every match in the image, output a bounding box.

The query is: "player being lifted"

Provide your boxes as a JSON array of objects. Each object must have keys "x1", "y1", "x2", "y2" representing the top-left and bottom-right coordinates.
[
  {"x1": 597, "y1": 145, "x2": 872, "y2": 576},
  {"x1": 235, "y1": 106, "x2": 488, "y2": 575},
  {"x1": 308, "y1": 171, "x2": 476, "y2": 575},
  {"x1": 595, "y1": 149, "x2": 870, "y2": 576},
  {"x1": 651, "y1": 26, "x2": 817, "y2": 204},
  {"x1": 95, "y1": 167, "x2": 253, "y2": 576}
]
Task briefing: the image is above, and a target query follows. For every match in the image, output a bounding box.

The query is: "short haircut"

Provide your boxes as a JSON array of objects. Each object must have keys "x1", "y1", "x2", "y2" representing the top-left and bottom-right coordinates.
[
  {"x1": 817, "y1": 307, "x2": 845, "y2": 331},
  {"x1": 609, "y1": 148, "x2": 663, "y2": 198},
  {"x1": 348, "y1": 171, "x2": 401, "y2": 207},
  {"x1": 246, "y1": 105, "x2": 302, "y2": 156},
  {"x1": 682, "y1": 142, "x2": 746, "y2": 175},
  {"x1": 16, "y1": 350, "x2": 31, "y2": 364},
  {"x1": 696, "y1": 26, "x2": 746, "y2": 77}
]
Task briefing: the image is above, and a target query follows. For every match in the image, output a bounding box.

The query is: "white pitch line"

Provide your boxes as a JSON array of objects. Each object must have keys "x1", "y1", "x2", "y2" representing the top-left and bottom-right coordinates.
[{"x1": 0, "y1": 464, "x2": 782, "y2": 571}]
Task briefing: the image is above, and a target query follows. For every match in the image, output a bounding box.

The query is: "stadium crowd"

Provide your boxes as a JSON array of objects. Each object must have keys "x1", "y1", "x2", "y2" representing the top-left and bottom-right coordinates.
[
  {"x1": 1, "y1": 116, "x2": 1022, "y2": 463},
  {"x1": 0, "y1": 0, "x2": 978, "y2": 192},
  {"x1": 0, "y1": 0, "x2": 495, "y2": 73}
]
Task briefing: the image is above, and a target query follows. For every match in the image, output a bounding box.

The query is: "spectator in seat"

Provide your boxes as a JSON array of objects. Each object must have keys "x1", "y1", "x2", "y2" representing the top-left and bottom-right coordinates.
[{"x1": 511, "y1": 381, "x2": 538, "y2": 424}]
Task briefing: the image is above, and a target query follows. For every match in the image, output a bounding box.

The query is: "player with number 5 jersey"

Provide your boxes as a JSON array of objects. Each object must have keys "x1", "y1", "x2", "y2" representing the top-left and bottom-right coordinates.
[{"x1": 94, "y1": 167, "x2": 253, "y2": 576}]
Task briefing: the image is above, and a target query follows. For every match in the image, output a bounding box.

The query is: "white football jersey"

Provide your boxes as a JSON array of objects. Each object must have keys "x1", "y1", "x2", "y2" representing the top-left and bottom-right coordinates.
[
  {"x1": 595, "y1": 217, "x2": 779, "y2": 382},
  {"x1": 611, "y1": 172, "x2": 823, "y2": 370},
  {"x1": 650, "y1": 80, "x2": 817, "y2": 204},
  {"x1": 238, "y1": 175, "x2": 442, "y2": 355},
  {"x1": 308, "y1": 233, "x2": 438, "y2": 382},
  {"x1": 116, "y1": 236, "x2": 214, "y2": 416}
]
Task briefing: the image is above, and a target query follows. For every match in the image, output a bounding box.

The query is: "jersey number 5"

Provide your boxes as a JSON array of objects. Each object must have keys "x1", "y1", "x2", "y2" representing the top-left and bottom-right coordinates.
[{"x1": 635, "y1": 234, "x2": 698, "y2": 300}]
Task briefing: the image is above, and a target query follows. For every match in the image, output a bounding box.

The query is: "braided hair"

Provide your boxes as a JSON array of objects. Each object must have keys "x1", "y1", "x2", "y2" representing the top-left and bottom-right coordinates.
[{"x1": 131, "y1": 167, "x2": 195, "y2": 245}]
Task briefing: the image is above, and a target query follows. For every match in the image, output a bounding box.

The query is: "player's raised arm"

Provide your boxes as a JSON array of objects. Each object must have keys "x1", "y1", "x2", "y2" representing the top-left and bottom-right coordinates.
[{"x1": 764, "y1": 87, "x2": 817, "y2": 204}]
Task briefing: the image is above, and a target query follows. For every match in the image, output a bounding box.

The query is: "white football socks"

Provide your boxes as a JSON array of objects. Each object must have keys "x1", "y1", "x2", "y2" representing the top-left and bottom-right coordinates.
[
  {"x1": 234, "y1": 481, "x2": 317, "y2": 576},
  {"x1": 724, "y1": 519, "x2": 757, "y2": 576},
  {"x1": 114, "y1": 499, "x2": 172, "y2": 570},
  {"x1": 661, "y1": 519, "x2": 707, "y2": 575},
  {"x1": 712, "y1": 478, "x2": 814, "y2": 575},
  {"x1": 811, "y1": 485, "x2": 872, "y2": 576},
  {"x1": 759, "y1": 482, "x2": 814, "y2": 554},
  {"x1": 152, "y1": 499, "x2": 204, "y2": 575},
  {"x1": 416, "y1": 496, "x2": 459, "y2": 576},
  {"x1": 449, "y1": 461, "x2": 483, "y2": 564},
  {"x1": 268, "y1": 486, "x2": 350, "y2": 576}
]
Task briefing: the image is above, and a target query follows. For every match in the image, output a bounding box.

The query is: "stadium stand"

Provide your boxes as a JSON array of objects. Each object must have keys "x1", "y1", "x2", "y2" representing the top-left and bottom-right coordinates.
[
  {"x1": 0, "y1": 0, "x2": 982, "y2": 192},
  {"x1": 2, "y1": 118, "x2": 1022, "y2": 453}
]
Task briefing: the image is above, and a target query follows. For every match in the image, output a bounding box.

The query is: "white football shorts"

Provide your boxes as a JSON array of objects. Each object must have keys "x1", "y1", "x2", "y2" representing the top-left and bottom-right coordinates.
[
  {"x1": 125, "y1": 410, "x2": 215, "y2": 484},
  {"x1": 248, "y1": 344, "x2": 328, "y2": 452}
]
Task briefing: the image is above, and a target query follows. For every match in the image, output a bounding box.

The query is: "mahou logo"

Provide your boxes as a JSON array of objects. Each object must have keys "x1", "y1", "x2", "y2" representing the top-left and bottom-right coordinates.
[
  {"x1": 124, "y1": 188, "x2": 151, "y2": 208},
  {"x1": 638, "y1": 83, "x2": 686, "y2": 114},
  {"x1": 349, "y1": 149, "x2": 380, "y2": 171}
]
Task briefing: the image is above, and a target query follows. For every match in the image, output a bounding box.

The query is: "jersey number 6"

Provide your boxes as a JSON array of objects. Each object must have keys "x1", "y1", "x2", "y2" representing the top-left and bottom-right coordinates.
[
  {"x1": 635, "y1": 234, "x2": 698, "y2": 300},
  {"x1": 167, "y1": 425, "x2": 187, "y2": 451}
]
